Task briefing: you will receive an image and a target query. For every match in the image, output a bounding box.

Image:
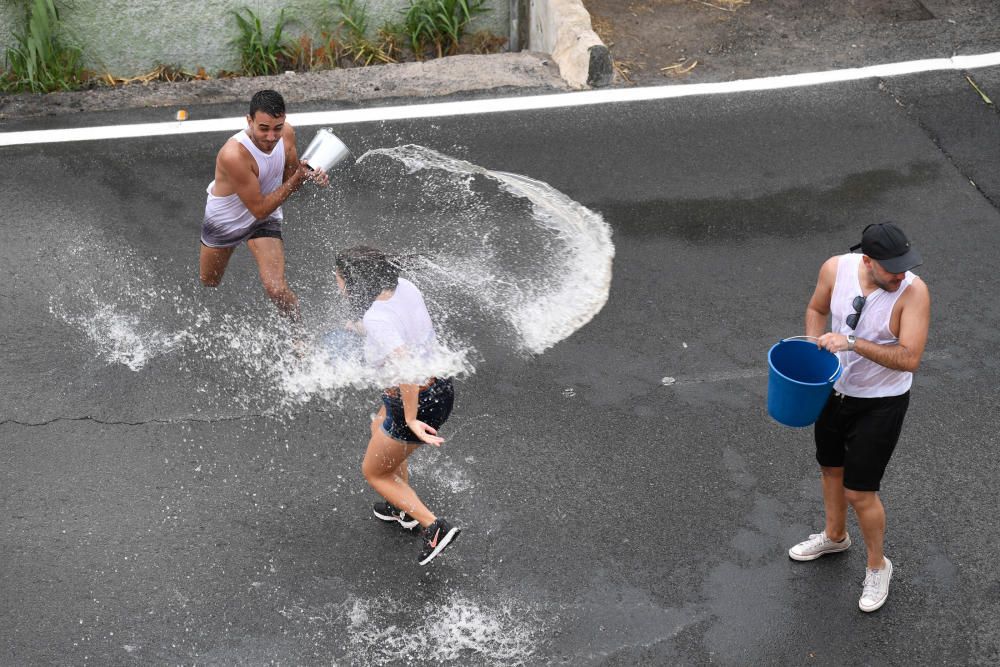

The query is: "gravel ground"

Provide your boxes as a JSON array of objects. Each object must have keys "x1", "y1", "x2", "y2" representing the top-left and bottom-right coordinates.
[{"x1": 586, "y1": 0, "x2": 1000, "y2": 86}]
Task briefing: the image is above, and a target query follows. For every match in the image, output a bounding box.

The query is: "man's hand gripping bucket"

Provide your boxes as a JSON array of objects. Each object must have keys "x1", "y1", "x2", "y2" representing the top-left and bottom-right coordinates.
[{"x1": 767, "y1": 336, "x2": 843, "y2": 428}]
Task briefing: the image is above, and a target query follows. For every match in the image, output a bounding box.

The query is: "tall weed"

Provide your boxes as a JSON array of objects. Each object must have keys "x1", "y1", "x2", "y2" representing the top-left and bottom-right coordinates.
[
  {"x1": 402, "y1": 0, "x2": 489, "y2": 58},
  {"x1": 231, "y1": 7, "x2": 291, "y2": 76},
  {"x1": 336, "y1": 0, "x2": 397, "y2": 65},
  {"x1": 2, "y1": 0, "x2": 86, "y2": 93}
]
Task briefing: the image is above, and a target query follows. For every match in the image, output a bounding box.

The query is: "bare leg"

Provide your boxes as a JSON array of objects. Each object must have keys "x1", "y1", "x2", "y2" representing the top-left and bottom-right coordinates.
[
  {"x1": 845, "y1": 489, "x2": 886, "y2": 569},
  {"x1": 370, "y1": 405, "x2": 410, "y2": 485},
  {"x1": 199, "y1": 244, "x2": 236, "y2": 286},
  {"x1": 821, "y1": 466, "x2": 848, "y2": 541},
  {"x1": 362, "y1": 428, "x2": 435, "y2": 528},
  {"x1": 247, "y1": 236, "x2": 300, "y2": 320}
]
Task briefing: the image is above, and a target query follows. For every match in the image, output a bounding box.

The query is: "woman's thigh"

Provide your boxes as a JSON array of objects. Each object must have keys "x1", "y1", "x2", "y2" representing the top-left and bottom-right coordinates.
[{"x1": 362, "y1": 428, "x2": 420, "y2": 478}]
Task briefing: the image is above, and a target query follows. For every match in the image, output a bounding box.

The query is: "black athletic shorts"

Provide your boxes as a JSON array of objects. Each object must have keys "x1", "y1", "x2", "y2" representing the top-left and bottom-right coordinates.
[
  {"x1": 814, "y1": 390, "x2": 910, "y2": 492},
  {"x1": 248, "y1": 227, "x2": 282, "y2": 241}
]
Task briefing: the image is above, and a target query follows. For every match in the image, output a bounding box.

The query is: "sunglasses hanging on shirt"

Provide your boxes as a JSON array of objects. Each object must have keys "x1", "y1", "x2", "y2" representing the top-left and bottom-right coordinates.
[{"x1": 846, "y1": 295, "x2": 866, "y2": 330}]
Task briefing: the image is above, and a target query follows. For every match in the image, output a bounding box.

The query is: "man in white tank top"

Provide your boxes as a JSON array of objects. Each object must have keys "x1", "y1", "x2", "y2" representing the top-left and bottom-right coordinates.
[
  {"x1": 199, "y1": 89, "x2": 329, "y2": 322},
  {"x1": 788, "y1": 223, "x2": 930, "y2": 613}
]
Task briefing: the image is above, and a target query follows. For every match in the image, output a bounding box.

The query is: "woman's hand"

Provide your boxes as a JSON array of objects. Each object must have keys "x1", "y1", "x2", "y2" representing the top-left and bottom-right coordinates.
[{"x1": 406, "y1": 419, "x2": 444, "y2": 446}]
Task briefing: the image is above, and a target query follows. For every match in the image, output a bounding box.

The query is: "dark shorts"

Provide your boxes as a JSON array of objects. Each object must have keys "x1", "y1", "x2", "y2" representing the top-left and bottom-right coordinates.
[
  {"x1": 381, "y1": 378, "x2": 455, "y2": 444},
  {"x1": 248, "y1": 227, "x2": 282, "y2": 241},
  {"x1": 200, "y1": 217, "x2": 282, "y2": 248},
  {"x1": 814, "y1": 390, "x2": 910, "y2": 492}
]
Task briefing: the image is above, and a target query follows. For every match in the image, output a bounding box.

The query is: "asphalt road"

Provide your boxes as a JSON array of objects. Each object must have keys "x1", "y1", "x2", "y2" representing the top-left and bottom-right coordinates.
[{"x1": 3, "y1": 67, "x2": 1000, "y2": 665}]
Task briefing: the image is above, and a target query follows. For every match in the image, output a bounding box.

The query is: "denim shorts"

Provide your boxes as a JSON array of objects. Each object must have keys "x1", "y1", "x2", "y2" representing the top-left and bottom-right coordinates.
[{"x1": 381, "y1": 378, "x2": 454, "y2": 444}]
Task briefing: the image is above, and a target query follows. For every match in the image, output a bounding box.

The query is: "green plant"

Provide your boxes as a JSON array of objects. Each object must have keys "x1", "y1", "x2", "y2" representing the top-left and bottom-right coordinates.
[
  {"x1": 336, "y1": 0, "x2": 396, "y2": 66},
  {"x1": 1, "y1": 0, "x2": 86, "y2": 93},
  {"x1": 230, "y1": 6, "x2": 291, "y2": 76},
  {"x1": 402, "y1": 0, "x2": 489, "y2": 58},
  {"x1": 336, "y1": 0, "x2": 369, "y2": 40}
]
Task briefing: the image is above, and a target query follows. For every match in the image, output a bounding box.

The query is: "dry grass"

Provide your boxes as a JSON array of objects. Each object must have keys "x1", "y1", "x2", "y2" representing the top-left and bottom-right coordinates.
[
  {"x1": 660, "y1": 58, "x2": 698, "y2": 77},
  {"x1": 612, "y1": 58, "x2": 640, "y2": 84},
  {"x1": 99, "y1": 64, "x2": 210, "y2": 87},
  {"x1": 691, "y1": 0, "x2": 749, "y2": 11},
  {"x1": 966, "y1": 75, "x2": 993, "y2": 105},
  {"x1": 466, "y1": 30, "x2": 507, "y2": 54}
]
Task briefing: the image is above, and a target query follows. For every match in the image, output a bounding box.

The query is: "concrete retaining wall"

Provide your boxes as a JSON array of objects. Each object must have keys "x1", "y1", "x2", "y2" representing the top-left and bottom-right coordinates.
[
  {"x1": 1, "y1": 0, "x2": 610, "y2": 90},
  {"x1": 0, "y1": 0, "x2": 508, "y2": 77},
  {"x1": 527, "y1": 0, "x2": 610, "y2": 88}
]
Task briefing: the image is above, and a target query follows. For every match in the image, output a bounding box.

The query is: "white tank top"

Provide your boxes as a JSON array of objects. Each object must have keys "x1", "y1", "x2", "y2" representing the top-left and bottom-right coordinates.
[
  {"x1": 362, "y1": 278, "x2": 436, "y2": 368},
  {"x1": 831, "y1": 253, "x2": 915, "y2": 398},
  {"x1": 204, "y1": 130, "x2": 285, "y2": 226}
]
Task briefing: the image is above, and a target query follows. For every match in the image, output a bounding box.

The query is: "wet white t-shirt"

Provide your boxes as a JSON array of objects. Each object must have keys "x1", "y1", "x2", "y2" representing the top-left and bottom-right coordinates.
[
  {"x1": 830, "y1": 253, "x2": 915, "y2": 398},
  {"x1": 361, "y1": 278, "x2": 436, "y2": 370}
]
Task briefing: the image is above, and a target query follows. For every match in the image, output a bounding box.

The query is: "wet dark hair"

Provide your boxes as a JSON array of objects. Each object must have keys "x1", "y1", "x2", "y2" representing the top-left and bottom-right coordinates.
[
  {"x1": 249, "y1": 89, "x2": 286, "y2": 119},
  {"x1": 335, "y1": 246, "x2": 401, "y2": 319}
]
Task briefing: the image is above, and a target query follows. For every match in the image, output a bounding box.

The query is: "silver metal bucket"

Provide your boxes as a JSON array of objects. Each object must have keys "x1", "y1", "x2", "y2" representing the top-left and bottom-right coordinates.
[{"x1": 300, "y1": 128, "x2": 351, "y2": 172}]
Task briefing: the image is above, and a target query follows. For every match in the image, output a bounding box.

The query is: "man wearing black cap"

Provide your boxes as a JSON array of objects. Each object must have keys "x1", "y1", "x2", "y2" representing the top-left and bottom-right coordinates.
[{"x1": 788, "y1": 222, "x2": 930, "y2": 613}]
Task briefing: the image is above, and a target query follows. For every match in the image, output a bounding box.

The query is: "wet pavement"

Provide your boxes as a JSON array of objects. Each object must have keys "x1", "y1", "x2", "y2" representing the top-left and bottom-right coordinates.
[{"x1": 3, "y1": 67, "x2": 1000, "y2": 665}]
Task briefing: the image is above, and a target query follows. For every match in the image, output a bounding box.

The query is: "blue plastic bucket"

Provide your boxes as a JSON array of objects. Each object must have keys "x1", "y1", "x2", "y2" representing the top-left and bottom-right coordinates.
[{"x1": 767, "y1": 337, "x2": 843, "y2": 427}]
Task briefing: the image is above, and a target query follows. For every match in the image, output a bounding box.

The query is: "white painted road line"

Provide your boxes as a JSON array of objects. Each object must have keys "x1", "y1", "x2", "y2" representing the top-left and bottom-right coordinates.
[{"x1": 3, "y1": 52, "x2": 1000, "y2": 147}]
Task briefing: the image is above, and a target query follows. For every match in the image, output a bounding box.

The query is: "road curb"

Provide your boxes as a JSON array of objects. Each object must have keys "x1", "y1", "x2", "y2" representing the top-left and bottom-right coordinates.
[
  {"x1": 0, "y1": 52, "x2": 570, "y2": 122},
  {"x1": 532, "y1": 0, "x2": 613, "y2": 89}
]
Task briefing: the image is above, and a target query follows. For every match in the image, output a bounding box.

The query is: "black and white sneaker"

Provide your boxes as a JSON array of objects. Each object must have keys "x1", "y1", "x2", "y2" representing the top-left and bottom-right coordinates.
[
  {"x1": 373, "y1": 502, "x2": 420, "y2": 531},
  {"x1": 418, "y1": 518, "x2": 460, "y2": 565}
]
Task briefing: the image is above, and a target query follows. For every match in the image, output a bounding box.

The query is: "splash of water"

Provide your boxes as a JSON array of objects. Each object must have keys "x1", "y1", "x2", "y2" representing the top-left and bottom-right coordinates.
[
  {"x1": 51, "y1": 302, "x2": 188, "y2": 372},
  {"x1": 48, "y1": 242, "x2": 195, "y2": 373},
  {"x1": 359, "y1": 145, "x2": 614, "y2": 354},
  {"x1": 279, "y1": 593, "x2": 542, "y2": 665},
  {"x1": 50, "y1": 145, "x2": 614, "y2": 411}
]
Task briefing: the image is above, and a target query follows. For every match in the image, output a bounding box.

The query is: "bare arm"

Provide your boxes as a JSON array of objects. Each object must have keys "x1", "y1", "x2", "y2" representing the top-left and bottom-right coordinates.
[
  {"x1": 399, "y1": 382, "x2": 444, "y2": 446},
  {"x1": 805, "y1": 256, "x2": 837, "y2": 338},
  {"x1": 386, "y1": 342, "x2": 443, "y2": 446},
  {"x1": 816, "y1": 277, "x2": 930, "y2": 372},
  {"x1": 282, "y1": 123, "x2": 301, "y2": 184},
  {"x1": 850, "y1": 279, "x2": 930, "y2": 372},
  {"x1": 218, "y1": 125, "x2": 309, "y2": 220}
]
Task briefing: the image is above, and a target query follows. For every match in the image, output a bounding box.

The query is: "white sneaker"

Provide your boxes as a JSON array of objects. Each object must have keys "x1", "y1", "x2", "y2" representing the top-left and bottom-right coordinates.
[
  {"x1": 859, "y1": 556, "x2": 893, "y2": 612},
  {"x1": 788, "y1": 530, "x2": 852, "y2": 561}
]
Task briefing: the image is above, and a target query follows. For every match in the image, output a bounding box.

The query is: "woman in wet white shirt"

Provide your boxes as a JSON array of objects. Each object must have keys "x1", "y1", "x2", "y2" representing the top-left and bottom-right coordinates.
[{"x1": 335, "y1": 246, "x2": 460, "y2": 565}]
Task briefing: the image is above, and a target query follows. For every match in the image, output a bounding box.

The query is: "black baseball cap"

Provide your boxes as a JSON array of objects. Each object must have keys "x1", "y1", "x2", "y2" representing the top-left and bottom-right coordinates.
[{"x1": 850, "y1": 222, "x2": 922, "y2": 274}]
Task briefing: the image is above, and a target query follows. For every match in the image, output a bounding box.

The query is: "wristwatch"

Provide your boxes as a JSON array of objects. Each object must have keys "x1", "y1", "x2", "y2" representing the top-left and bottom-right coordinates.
[{"x1": 847, "y1": 334, "x2": 856, "y2": 351}]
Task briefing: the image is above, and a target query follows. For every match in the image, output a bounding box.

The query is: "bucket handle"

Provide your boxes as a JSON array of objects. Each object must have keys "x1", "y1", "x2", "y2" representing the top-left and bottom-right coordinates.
[{"x1": 778, "y1": 336, "x2": 842, "y2": 383}]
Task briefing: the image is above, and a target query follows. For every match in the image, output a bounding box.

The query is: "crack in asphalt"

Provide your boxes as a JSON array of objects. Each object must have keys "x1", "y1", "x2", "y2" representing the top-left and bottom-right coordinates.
[
  {"x1": 0, "y1": 409, "x2": 330, "y2": 428},
  {"x1": 879, "y1": 75, "x2": 1000, "y2": 213}
]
